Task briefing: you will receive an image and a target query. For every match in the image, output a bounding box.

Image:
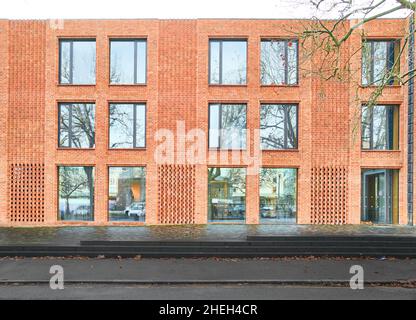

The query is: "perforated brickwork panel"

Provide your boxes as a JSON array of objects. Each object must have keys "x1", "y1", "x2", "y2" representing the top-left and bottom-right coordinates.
[
  {"x1": 8, "y1": 164, "x2": 45, "y2": 223},
  {"x1": 311, "y1": 166, "x2": 348, "y2": 225},
  {"x1": 158, "y1": 165, "x2": 196, "y2": 224}
]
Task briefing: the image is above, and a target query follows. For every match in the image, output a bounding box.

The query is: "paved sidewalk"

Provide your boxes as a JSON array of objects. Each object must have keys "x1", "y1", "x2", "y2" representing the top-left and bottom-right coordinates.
[
  {"x1": 0, "y1": 225, "x2": 415, "y2": 245},
  {"x1": 0, "y1": 258, "x2": 415, "y2": 283}
]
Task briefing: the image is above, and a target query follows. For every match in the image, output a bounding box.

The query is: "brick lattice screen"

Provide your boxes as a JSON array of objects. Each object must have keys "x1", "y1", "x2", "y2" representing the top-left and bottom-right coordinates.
[
  {"x1": 8, "y1": 164, "x2": 45, "y2": 223},
  {"x1": 158, "y1": 165, "x2": 196, "y2": 224},
  {"x1": 311, "y1": 166, "x2": 348, "y2": 224}
]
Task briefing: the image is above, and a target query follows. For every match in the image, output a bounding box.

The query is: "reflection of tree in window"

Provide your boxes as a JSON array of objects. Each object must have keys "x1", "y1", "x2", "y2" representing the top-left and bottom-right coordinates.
[
  {"x1": 110, "y1": 40, "x2": 146, "y2": 84},
  {"x1": 208, "y1": 168, "x2": 246, "y2": 222},
  {"x1": 260, "y1": 104, "x2": 297, "y2": 149},
  {"x1": 261, "y1": 40, "x2": 298, "y2": 85},
  {"x1": 362, "y1": 40, "x2": 399, "y2": 86},
  {"x1": 60, "y1": 40, "x2": 96, "y2": 85},
  {"x1": 59, "y1": 166, "x2": 94, "y2": 221},
  {"x1": 109, "y1": 104, "x2": 146, "y2": 148},
  {"x1": 59, "y1": 103, "x2": 95, "y2": 149}
]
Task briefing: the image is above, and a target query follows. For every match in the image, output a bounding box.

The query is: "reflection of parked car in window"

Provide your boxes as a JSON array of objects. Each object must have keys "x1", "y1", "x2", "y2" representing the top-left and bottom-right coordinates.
[
  {"x1": 260, "y1": 206, "x2": 277, "y2": 218},
  {"x1": 125, "y1": 202, "x2": 145, "y2": 218},
  {"x1": 74, "y1": 205, "x2": 90, "y2": 215},
  {"x1": 230, "y1": 204, "x2": 245, "y2": 217}
]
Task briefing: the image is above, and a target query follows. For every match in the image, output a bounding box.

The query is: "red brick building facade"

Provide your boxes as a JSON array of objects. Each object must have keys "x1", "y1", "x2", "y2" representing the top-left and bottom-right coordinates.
[{"x1": 0, "y1": 18, "x2": 413, "y2": 226}]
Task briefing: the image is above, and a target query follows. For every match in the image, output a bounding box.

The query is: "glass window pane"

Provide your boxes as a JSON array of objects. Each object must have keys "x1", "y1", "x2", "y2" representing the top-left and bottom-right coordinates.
[
  {"x1": 59, "y1": 166, "x2": 94, "y2": 221},
  {"x1": 220, "y1": 104, "x2": 247, "y2": 149},
  {"x1": 287, "y1": 41, "x2": 298, "y2": 84},
  {"x1": 59, "y1": 103, "x2": 95, "y2": 149},
  {"x1": 260, "y1": 168, "x2": 297, "y2": 223},
  {"x1": 59, "y1": 104, "x2": 70, "y2": 147},
  {"x1": 209, "y1": 41, "x2": 220, "y2": 84},
  {"x1": 373, "y1": 105, "x2": 387, "y2": 149},
  {"x1": 361, "y1": 106, "x2": 372, "y2": 149},
  {"x1": 261, "y1": 41, "x2": 285, "y2": 85},
  {"x1": 135, "y1": 104, "x2": 146, "y2": 148},
  {"x1": 109, "y1": 104, "x2": 134, "y2": 149},
  {"x1": 362, "y1": 42, "x2": 372, "y2": 86},
  {"x1": 72, "y1": 41, "x2": 96, "y2": 84},
  {"x1": 222, "y1": 41, "x2": 247, "y2": 84},
  {"x1": 209, "y1": 104, "x2": 220, "y2": 148},
  {"x1": 109, "y1": 167, "x2": 146, "y2": 222},
  {"x1": 260, "y1": 104, "x2": 297, "y2": 149},
  {"x1": 373, "y1": 41, "x2": 387, "y2": 85},
  {"x1": 110, "y1": 41, "x2": 135, "y2": 84},
  {"x1": 208, "y1": 168, "x2": 246, "y2": 222},
  {"x1": 60, "y1": 41, "x2": 71, "y2": 84},
  {"x1": 136, "y1": 41, "x2": 147, "y2": 84}
]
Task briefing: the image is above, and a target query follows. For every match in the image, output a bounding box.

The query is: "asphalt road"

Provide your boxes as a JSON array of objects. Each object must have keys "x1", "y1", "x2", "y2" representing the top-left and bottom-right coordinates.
[{"x1": 0, "y1": 284, "x2": 415, "y2": 300}]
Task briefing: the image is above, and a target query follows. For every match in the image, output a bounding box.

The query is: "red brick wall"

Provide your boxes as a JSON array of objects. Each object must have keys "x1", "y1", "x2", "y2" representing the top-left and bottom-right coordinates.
[{"x1": 0, "y1": 18, "x2": 412, "y2": 226}]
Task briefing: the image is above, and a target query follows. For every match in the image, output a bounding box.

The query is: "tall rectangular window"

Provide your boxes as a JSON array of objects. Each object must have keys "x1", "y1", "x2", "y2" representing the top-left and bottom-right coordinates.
[
  {"x1": 361, "y1": 105, "x2": 399, "y2": 150},
  {"x1": 261, "y1": 40, "x2": 298, "y2": 85},
  {"x1": 260, "y1": 104, "x2": 298, "y2": 150},
  {"x1": 362, "y1": 40, "x2": 400, "y2": 86},
  {"x1": 109, "y1": 167, "x2": 146, "y2": 222},
  {"x1": 208, "y1": 167, "x2": 246, "y2": 222},
  {"x1": 209, "y1": 104, "x2": 247, "y2": 149},
  {"x1": 59, "y1": 40, "x2": 96, "y2": 84},
  {"x1": 362, "y1": 169, "x2": 399, "y2": 224},
  {"x1": 58, "y1": 103, "x2": 95, "y2": 149},
  {"x1": 260, "y1": 168, "x2": 297, "y2": 224},
  {"x1": 209, "y1": 40, "x2": 247, "y2": 85},
  {"x1": 58, "y1": 166, "x2": 94, "y2": 221},
  {"x1": 109, "y1": 103, "x2": 146, "y2": 149},
  {"x1": 110, "y1": 39, "x2": 147, "y2": 84}
]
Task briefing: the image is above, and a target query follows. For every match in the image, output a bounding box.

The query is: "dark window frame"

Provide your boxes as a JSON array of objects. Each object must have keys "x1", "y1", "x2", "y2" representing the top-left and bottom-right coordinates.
[
  {"x1": 208, "y1": 39, "x2": 248, "y2": 85},
  {"x1": 107, "y1": 166, "x2": 147, "y2": 222},
  {"x1": 260, "y1": 39, "x2": 299, "y2": 85},
  {"x1": 361, "y1": 104, "x2": 399, "y2": 150},
  {"x1": 59, "y1": 38, "x2": 97, "y2": 85},
  {"x1": 108, "y1": 103, "x2": 147, "y2": 149},
  {"x1": 109, "y1": 39, "x2": 148, "y2": 85},
  {"x1": 208, "y1": 103, "x2": 247, "y2": 150},
  {"x1": 362, "y1": 39, "x2": 400, "y2": 86},
  {"x1": 260, "y1": 104, "x2": 299, "y2": 150},
  {"x1": 57, "y1": 165, "x2": 95, "y2": 222},
  {"x1": 58, "y1": 102, "x2": 96, "y2": 149}
]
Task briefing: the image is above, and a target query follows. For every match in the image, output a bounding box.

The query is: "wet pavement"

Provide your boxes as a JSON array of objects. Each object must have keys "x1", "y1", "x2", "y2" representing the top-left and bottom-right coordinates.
[{"x1": 0, "y1": 224, "x2": 415, "y2": 245}]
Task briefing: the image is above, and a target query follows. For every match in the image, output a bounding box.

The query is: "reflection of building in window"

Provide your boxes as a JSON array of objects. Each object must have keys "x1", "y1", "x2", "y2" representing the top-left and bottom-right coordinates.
[
  {"x1": 208, "y1": 168, "x2": 246, "y2": 222},
  {"x1": 362, "y1": 40, "x2": 400, "y2": 86},
  {"x1": 260, "y1": 168, "x2": 297, "y2": 224},
  {"x1": 109, "y1": 167, "x2": 146, "y2": 222},
  {"x1": 361, "y1": 105, "x2": 399, "y2": 150}
]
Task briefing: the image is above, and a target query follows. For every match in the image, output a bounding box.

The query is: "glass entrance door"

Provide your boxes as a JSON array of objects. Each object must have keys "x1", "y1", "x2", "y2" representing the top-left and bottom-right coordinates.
[{"x1": 362, "y1": 169, "x2": 399, "y2": 224}]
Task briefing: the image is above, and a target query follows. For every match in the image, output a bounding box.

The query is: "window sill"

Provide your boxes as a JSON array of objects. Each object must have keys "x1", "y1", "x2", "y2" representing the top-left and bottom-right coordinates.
[
  {"x1": 260, "y1": 84, "x2": 300, "y2": 88},
  {"x1": 109, "y1": 84, "x2": 147, "y2": 87},
  {"x1": 108, "y1": 148, "x2": 147, "y2": 151},
  {"x1": 262, "y1": 149, "x2": 299, "y2": 152},
  {"x1": 57, "y1": 148, "x2": 96, "y2": 151},
  {"x1": 360, "y1": 85, "x2": 402, "y2": 89},
  {"x1": 57, "y1": 84, "x2": 97, "y2": 87},
  {"x1": 209, "y1": 84, "x2": 248, "y2": 87},
  {"x1": 361, "y1": 149, "x2": 401, "y2": 152}
]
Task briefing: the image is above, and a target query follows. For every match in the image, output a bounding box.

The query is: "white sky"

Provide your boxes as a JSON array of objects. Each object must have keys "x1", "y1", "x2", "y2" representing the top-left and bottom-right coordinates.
[{"x1": 0, "y1": 0, "x2": 411, "y2": 19}]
